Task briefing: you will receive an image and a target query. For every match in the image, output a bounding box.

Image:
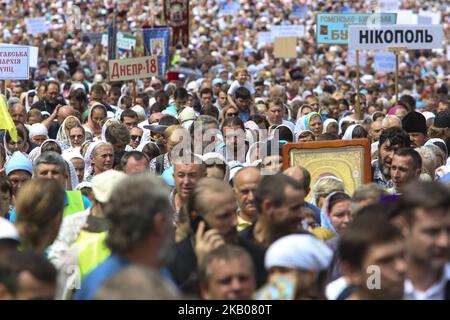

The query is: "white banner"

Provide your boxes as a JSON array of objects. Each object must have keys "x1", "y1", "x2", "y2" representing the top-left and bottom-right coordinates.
[
  {"x1": 374, "y1": 52, "x2": 396, "y2": 72},
  {"x1": 25, "y1": 17, "x2": 49, "y2": 35},
  {"x1": 271, "y1": 25, "x2": 305, "y2": 38},
  {"x1": 0, "y1": 44, "x2": 38, "y2": 68},
  {"x1": 394, "y1": 10, "x2": 418, "y2": 24},
  {"x1": 349, "y1": 25, "x2": 443, "y2": 51},
  {"x1": 257, "y1": 32, "x2": 274, "y2": 48},
  {"x1": 418, "y1": 11, "x2": 441, "y2": 25},
  {"x1": 347, "y1": 50, "x2": 367, "y2": 66},
  {"x1": 0, "y1": 46, "x2": 30, "y2": 79},
  {"x1": 376, "y1": 0, "x2": 400, "y2": 12}
]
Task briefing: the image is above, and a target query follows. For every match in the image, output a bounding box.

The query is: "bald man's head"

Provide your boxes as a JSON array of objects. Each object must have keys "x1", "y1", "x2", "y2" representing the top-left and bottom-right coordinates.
[
  {"x1": 233, "y1": 167, "x2": 261, "y2": 222},
  {"x1": 283, "y1": 166, "x2": 310, "y2": 195},
  {"x1": 57, "y1": 105, "x2": 75, "y2": 124}
]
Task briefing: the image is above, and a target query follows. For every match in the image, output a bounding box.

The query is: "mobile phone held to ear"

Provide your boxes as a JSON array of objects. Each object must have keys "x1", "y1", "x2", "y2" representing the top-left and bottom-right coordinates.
[{"x1": 190, "y1": 215, "x2": 210, "y2": 234}]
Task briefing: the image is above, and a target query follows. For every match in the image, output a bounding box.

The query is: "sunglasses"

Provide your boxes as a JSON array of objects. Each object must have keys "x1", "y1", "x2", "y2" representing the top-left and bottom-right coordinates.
[
  {"x1": 226, "y1": 112, "x2": 238, "y2": 117},
  {"x1": 131, "y1": 135, "x2": 142, "y2": 141}
]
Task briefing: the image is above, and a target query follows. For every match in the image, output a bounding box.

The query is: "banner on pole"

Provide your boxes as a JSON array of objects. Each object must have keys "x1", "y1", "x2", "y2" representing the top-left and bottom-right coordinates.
[
  {"x1": 164, "y1": 0, "x2": 190, "y2": 47},
  {"x1": 316, "y1": 13, "x2": 397, "y2": 44},
  {"x1": 348, "y1": 25, "x2": 444, "y2": 51},
  {"x1": 374, "y1": 52, "x2": 396, "y2": 72},
  {"x1": 25, "y1": 17, "x2": 49, "y2": 35},
  {"x1": 143, "y1": 28, "x2": 171, "y2": 77},
  {"x1": 0, "y1": 46, "x2": 30, "y2": 79}
]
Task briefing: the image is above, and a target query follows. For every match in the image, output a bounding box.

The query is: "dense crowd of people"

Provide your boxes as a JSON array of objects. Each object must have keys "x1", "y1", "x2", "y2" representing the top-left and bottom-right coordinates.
[{"x1": 0, "y1": 0, "x2": 450, "y2": 300}]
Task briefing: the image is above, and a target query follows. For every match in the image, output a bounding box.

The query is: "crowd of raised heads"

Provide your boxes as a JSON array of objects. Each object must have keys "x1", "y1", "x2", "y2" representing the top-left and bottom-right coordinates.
[{"x1": 0, "y1": 0, "x2": 450, "y2": 301}]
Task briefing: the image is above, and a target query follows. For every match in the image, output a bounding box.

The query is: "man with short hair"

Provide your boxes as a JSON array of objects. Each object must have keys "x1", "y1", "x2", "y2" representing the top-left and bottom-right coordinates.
[
  {"x1": 104, "y1": 123, "x2": 131, "y2": 168},
  {"x1": 239, "y1": 173, "x2": 306, "y2": 247},
  {"x1": 402, "y1": 112, "x2": 428, "y2": 148},
  {"x1": 74, "y1": 174, "x2": 174, "y2": 300},
  {"x1": 369, "y1": 120, "x2": 383, "y2": 143},
  {"x1": 339, "y1": 211, "x2": 407, "y2": 300},
  {"x1": 168, "y1": 178, "x2": 265, "y2": 296},
  {"x1": 120, "y1": 109, "x2": 138, "y2": 131},
  {"x1": 233, "y1": 167, "x2": 261, "y2": 231},
  {"x1": 199, "y1": 87, "x2": 214, "y2": 109},
  {"x1": 372, "y1": 127, "x2": 411, "y2": 190},
  {"x1": 397, "y1": 181, "x2": 450, "y2": 300},
  {"x1": 31, "y1": 80, "x2": 65, "y2": 114},
  {"x1": 34, "y1": 151, "x2": 90, "y2": 217},
  {"x1": 199, "y1": 245, "x2": 256, "y2": 300},
  {"x1": 8, "y1": 102, "x2": 27, "y2": 123},
  {"x1": 234, "y1": 87, "x2": 253, "y2": 122},
  {"x1": 0, "y1": 250, "x2": 58, "y2": 300},
  {"x1": 389, "y1": 148, "x2": 422, "y2": 194},
  {"x1": 121, "y1": 151, "x2": 150, "y2": 175},
  {"x1": 171, "y1": 155, "x2": 207, "y2": 221},
  {"x1": 128, "y1": 127, "x2": 144, "y2": 150},
  {"x1": 284, "y1": 165, "x2": 321, "y2": 224}
]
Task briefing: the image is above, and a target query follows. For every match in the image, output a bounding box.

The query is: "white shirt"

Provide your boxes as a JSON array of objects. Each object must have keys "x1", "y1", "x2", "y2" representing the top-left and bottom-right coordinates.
[
  {"x1": 227, "y1": 80, "x2": 255, "y2": 98},
  {"x1": 326, "y1": 276, "x2": 350, "y2": 300},
  {"x1": 404, "y1": 264, "x2": 450, "y2": 300}
]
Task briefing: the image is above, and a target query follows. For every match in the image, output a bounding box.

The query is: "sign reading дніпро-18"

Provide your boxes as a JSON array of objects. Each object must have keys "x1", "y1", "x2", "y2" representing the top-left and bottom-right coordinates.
[
  {"x1": 348, "y1": 25, "x2": 444, "y2": 51},
  {"x1": 316, "y1": 13, "x2": 397, "y2": 44}
]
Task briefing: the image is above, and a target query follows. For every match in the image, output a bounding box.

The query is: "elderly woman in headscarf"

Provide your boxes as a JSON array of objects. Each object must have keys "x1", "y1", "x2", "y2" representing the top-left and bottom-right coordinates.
[
  {"x1": 56, "y1": 116, "x2": 82, "y2": 150},
  {"x1": 297, "y1": 112, "x2": 323, "y2": 138},
  {"x1": 83, "y1": 103, "x2": 108, "y2": 140}
]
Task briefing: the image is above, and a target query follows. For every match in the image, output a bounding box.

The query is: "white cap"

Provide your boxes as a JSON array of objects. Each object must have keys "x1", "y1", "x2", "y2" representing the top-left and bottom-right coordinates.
[
  {"x1": 0, "y1": 217, "x2": 20, "y2": 242},
  {"x1": 91, "y1": 170, "x2": 127, "y2": 203},
  {"x1": 179, "y1": 107, "x2": 197, "y2": 123},
  {"x1": 265, "y1": 234, "x2": 333, "y2": 271}
]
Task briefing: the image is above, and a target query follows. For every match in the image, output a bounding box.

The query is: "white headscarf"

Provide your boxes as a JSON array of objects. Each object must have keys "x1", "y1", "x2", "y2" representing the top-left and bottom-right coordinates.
[
  {"x1": 265, "y1": 234, "x2": 333, "y2": 271},
  {"x1": 100, "y1": 118, "x2": 120, "y2": 142},
  {"x1": 56, "y1": 116, "x2": 81, "y2": 149},
  {"x1": 28, "y1": 139, "x2": 61, "y2": 163},
  {"x1": 64, "y1": 158, "x2": 79, "y2": 190},
  {"x1": 322, "y1": 118, "x2": 338, "y2": 134},
  {"x1": 83, "y1": 141, "x2": 106, "y2": 179},
  {"x1": 342, "y1": 124, "x2": 360, "y2": 140}
]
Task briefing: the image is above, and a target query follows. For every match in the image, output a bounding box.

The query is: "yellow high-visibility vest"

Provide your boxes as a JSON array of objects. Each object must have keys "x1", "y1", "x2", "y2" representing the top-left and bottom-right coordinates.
[{"x1": 75, "y1": 231, "x2": 110, "y2": 280}]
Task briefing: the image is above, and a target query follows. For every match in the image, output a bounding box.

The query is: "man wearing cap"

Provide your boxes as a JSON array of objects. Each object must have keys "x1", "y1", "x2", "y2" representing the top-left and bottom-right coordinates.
[
  {"x1": 49, "y1": 170, "x2": 127, "y2": 299},
  {"x1": 402, "y1": 111, "x2": 428, "y2": 148}
]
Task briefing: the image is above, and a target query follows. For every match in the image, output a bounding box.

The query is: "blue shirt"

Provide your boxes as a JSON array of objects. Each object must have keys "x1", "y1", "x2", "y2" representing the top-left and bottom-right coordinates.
[
  {"x1": 73, "y1": 254, "x2": 175, "y2": 300},
  {"x1": 238, "y1": 109, "x2": 250, "y2": 122},
  {"x1": 8, "y1": 191, "x2": 91, "y2": 223},
  {"x1": 74, "y1": 254, "x2": 129, "y2": 300}
]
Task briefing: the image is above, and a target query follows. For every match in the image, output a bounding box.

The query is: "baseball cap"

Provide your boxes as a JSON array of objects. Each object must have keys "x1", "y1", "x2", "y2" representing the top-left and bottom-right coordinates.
[{"x1": 91, "y1": 170, "x2": 127, "y2": 203}]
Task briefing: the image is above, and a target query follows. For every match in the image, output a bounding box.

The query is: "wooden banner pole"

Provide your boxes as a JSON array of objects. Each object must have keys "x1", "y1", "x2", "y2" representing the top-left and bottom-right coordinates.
[{"x1": 355, "y1": 49, "x2": 362, "y2": 120}]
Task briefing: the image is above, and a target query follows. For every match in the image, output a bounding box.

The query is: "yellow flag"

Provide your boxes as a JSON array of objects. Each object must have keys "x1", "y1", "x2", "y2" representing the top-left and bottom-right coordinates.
[{"x1": 0, "y1": 94, "x2": 17, "y2": 142}]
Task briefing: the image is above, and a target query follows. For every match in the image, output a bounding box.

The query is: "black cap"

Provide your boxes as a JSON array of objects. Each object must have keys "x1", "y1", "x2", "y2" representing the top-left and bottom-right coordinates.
[
  {"x1": 434, "y1": 111, "x2": 450, "y2": 129},
  {"x1": 402, "y1": 111, "x2": 427, "y2": 134}
]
